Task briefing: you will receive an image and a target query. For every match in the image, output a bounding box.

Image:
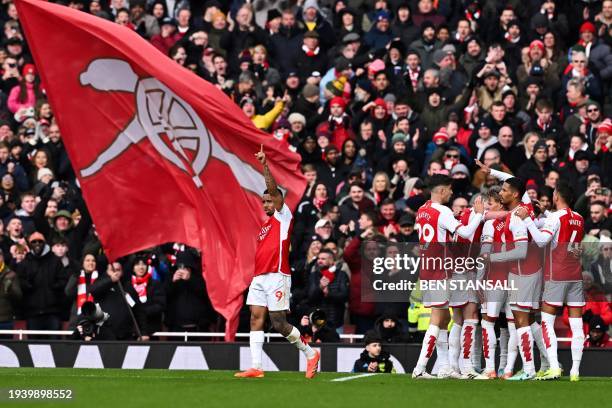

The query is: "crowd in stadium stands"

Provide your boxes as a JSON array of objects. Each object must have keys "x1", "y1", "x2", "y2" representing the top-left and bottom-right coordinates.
[{"x1": 0, "y1": 0, "x2": 610, "y2": 344}]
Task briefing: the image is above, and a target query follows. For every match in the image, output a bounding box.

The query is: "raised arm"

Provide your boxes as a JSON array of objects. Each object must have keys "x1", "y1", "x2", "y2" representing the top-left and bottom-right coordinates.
[
  {"x1": 255, "y1": 144, "x2": 283, "y2": 211},
  {"x1": 476, "y1": 160, "x2": 530, "y2": 204}
]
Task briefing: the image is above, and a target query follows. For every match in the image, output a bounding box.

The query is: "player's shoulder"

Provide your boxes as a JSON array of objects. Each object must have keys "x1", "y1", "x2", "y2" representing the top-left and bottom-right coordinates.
[
  {"x1": 483, "y1": 218, "x2": 495, "y2": 229},
  {"x1": 431, "y1": 202, "x2": 452, "y2": 215},
  {"x1": 274, "y1": 202, "x2": 293, "y2": 220}
]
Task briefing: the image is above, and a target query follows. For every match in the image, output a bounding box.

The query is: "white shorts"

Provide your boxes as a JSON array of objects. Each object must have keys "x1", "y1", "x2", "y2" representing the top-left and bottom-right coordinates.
[
  {"x1": 449, "y1": 272, "x2": 479, "y2": 307},
  {"x1": 481, "y1": 287, "x2": 512, "y2": 319},
  {"x1": 509, "y1": 272, "x2": 542, "y2": 311},
  {"x1": 246, "y1": 273, "x2": 291, "y2": 312},
  {"x1": 422, "y1": 279, "x2": 450, "y2": 309},
  {"x1": 542, "y1": 281, "x2": 585, "y2": 308}
]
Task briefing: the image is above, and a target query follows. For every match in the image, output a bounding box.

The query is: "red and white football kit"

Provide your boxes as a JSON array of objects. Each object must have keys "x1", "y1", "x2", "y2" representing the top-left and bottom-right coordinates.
[
  {"x1": 491, "y1": 203, "x2": 543, "y2": 310},
  {"x1": 416, "y1": 200, "x2": 483, "y2": 307},
  {"x1": 522, "y1": 208, "x2": 585, "y2": 307},
  {"x1": 247, "y1": 203, "x2": 293, "y2": 311}
]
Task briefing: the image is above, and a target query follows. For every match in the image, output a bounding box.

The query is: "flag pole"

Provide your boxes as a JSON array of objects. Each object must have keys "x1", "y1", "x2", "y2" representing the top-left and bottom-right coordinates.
[{"x1": 111, "y1": 263, "x2": 143, "y2": 340}]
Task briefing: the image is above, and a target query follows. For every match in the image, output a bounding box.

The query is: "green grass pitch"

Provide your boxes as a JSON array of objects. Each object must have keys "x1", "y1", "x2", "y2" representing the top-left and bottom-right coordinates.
[{"x1": 0, "y1": 368, "x2": 609, "y2": 408}]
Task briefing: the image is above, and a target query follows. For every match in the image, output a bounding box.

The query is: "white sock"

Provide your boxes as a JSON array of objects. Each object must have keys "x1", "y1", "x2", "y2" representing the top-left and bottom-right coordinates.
[
  {"x1": 516, "y1": 326, "x2": 536, "y2": 375},
  {"x1": 569, "y1": 317, "x2": 585, "y2": 376},
  {"x1": 460, "y1": 319, "x2": 478, "y2": 373},
  {"x1": 449, "y1": 324, "x2": 461, "y2": 371},
  {"x1": 505, "y1": 322, "x2": 518, "y2": 374},
  {"x1": 436, "y1": 329, "x2": 450, "y2": 371},
  {"x1": 473, "y1": 323, "x2": 483, "y2": 371},
  {"x1": 499, "y1": 327, "x2": 509, "y2": 370},
  {"x1": 286, "y1": 326, "x2": 316, "y2": 358},
  {"x1": 541, "y1": 312, "x2": 559, "y2": 370},
  {"x1": 415, "y1": 325, "x2": 440, "y2": 373},
  {"x1": 481, "y1": 320, "x2": 497, "y2": 372},
  {"x1": 530, "y1": 321, "x2": 549, "y2": 371},
  {"x1": 250, "y1": 331, "x2": 264, "y2": 369}
]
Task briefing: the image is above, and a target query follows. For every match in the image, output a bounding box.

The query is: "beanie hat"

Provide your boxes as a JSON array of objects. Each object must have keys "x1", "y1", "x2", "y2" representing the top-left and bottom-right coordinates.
[
  {"x1": 597, "y1": 118, "x2": 612, "y2": 134},
  {"x1": 288, "y1": 112, "x2": 306, "y2": 125},
  {"x1": 450, "y1": 163, "x2": 470, "y2": 177},
  {"x1": 432, "y1": 127, "x2": 449, "y2": 144},
  {"x1": 22, "y1": 63, "x2": 36, "y2": 76},
  {"x1": 329, "y1": 96, "x2": 346, "y2": 109},
  {"x1": 391, "y1": 132, "x2": 406, "y2": 145},
  {"x1": 368, "y1": 59, "x2": 385, "y2": 75},
  {"x1": 580, "y1": 21, "x2": 596, "y2": 35},
  {"x1": 529, "y1": 40, "x2": 545, "y2": 53},
  {"x1": 302, "y1": 83, "x2": 319, "y2": 98},
  {"x1": 364, "y1": 330, "x2": 383, "y2": 346},
  {"x1": 372, "y1": 97, "x2": 387, "y2": 110},
  {"x1": 239, "y1": 96, "x2": 255, "y2": 108},
  {"x1": 533, "y1": 139, "x2": 547, "y2": 153},
  {"x1": 326, "y1": 76, "x2": 347, "y2": 97},
  {"x1": 28, "y1": 231, "x2": 46, "y2": 243},
  {"x1": 37, "y1": 167, "x2": 53, "y2": 181}
]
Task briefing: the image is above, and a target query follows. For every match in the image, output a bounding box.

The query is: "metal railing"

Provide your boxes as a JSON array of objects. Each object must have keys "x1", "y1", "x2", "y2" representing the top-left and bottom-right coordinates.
[{"x1": 0, "y1": 330, "x2": 572, "y2": 343}]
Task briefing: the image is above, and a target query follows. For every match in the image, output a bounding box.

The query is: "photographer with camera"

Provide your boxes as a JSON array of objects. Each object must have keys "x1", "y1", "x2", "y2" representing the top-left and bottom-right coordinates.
[
  {"x1": 299, "y1": 309, "x2": 340, "y2": 343},
  {"x1": 89, "y1": 261, "x2": 141, "y2": 340},
  {"x1": 71, "y1": 300, "x2": 114, "y2": 341}
]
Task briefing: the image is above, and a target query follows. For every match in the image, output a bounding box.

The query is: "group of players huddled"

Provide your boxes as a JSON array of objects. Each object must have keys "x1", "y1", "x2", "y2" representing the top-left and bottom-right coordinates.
[{"x1": 412, "y1": 160, "x2": 586, "y2": 381}]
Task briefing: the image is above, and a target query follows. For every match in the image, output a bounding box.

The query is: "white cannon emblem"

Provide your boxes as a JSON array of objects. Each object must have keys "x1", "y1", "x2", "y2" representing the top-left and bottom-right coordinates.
[{"x1": 78, "y1": 58, "x2": 266, "y2": 194}]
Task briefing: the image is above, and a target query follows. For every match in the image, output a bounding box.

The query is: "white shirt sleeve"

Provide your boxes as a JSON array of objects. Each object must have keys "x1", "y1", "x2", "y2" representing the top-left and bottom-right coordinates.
[
  {"x1": 480, "y1": 220, "x2": 494, "y2": 254},
  {"x1": 274, "y1": 203, "x2": 293, "y2": 223},
  {"x1": 523, "y1": 213, "x2": 558, "y2": 248},
  {"x1": 455, "y1": 211, "x2": 483, "y2": 239},
  {"x1": 490, "y1": 168, "x2": 531, "y2": 204},
  {"x1": 490, "y1": 168, "x2": 513, "y2": 182},
  {"x1": 438, "y1": 206, "x2": 462, "y2": 235},
  {"x1": 490, "y1": 215, "x2": 528, "y2": 262}
]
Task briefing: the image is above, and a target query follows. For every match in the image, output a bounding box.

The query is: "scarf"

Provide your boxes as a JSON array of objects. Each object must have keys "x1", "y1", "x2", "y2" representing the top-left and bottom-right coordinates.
[
  {"x1": 504, "y1": 32, "x2": 520, "y2": 44},
  {"x1": 320, "y1": 264, "x2": 336, "y2": 284},
  {"x1": 537, "y1": 117, "x2": 550, "y2": 131},
  {"x1": 132, "y1": 269, "x2": 152, "y2": 303},
  {"x1": 407, "y1": 67, "x2": 420, "y2": 91},
  {"x1": 313, "y1": 196, "x2": 327, "y2": 210},
  {"x1": 465, "y1": 9, "x2": 480, "y2": 22},
  {"x1": 302, "y1": 45, "x2": 320, "y2": 57},
  {"x1": 77, "y1": 270, "x2": 98, "y2": 314}
]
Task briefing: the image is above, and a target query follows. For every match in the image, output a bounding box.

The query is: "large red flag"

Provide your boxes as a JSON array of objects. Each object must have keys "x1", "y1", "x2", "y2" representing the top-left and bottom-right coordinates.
[{"x1": 15, "y1": 0, "x2": 306, "y2": 340}]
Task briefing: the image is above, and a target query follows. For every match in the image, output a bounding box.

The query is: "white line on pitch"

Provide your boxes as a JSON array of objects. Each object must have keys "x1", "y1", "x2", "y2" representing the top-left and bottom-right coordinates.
[{"x1": 331, "y1": 373, "x2": 379, "y2": 382}]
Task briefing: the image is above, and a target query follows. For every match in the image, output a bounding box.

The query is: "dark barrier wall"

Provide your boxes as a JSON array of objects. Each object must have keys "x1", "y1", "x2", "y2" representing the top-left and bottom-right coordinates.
[{"x1": 0, "y1": 341, "x2": 610, "y2": 376}]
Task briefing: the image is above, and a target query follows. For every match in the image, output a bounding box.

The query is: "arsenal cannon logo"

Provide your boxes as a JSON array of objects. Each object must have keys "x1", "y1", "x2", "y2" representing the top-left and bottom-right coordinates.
[{"x1": 78, "y1": 58, "x2": 267, "y2": 194}]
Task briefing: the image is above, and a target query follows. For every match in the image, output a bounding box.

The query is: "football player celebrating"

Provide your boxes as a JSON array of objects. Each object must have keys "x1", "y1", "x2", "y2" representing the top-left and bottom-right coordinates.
[
  {"x1": 483, "y1": 177, "x2": 543, "y2": 381},
  {"x1": 235, "y1": 146, "x2": 320, "y2": 379},
  {"x1": 476, "y1": 186, "x2": 514, "y2": 379},
  {"x1": 515, "y1": 182, "x2": 585, "y2": 381},
  {"x1": 412, "y1": 175, "x2": 484, "y2": 379}
]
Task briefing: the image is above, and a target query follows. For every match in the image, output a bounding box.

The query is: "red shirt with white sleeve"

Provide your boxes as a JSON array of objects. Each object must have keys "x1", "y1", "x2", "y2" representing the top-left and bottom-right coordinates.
[{"x1": 254, "y1": 203, "x2": 293, "y2": 276}]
